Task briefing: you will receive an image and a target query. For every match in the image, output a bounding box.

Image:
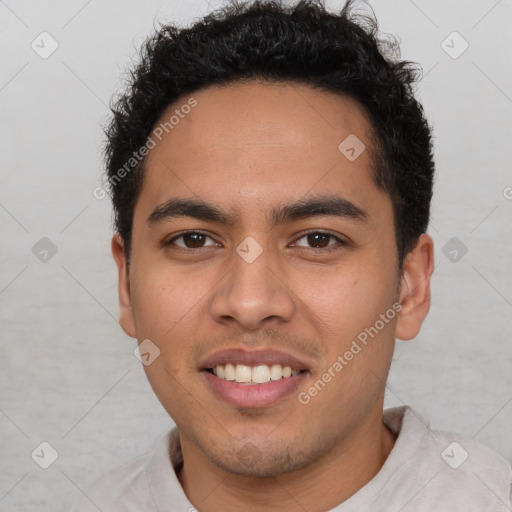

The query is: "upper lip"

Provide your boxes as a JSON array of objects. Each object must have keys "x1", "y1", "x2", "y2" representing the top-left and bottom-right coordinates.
[{"x1": 199, "y1": 348, "x2": 310, "y2": 371}]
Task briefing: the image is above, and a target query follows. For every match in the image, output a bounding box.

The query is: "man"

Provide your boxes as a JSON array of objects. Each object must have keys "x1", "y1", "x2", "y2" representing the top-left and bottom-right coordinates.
[{"x1": 74, "y1": 0, "x2": 512, "y2": 510}]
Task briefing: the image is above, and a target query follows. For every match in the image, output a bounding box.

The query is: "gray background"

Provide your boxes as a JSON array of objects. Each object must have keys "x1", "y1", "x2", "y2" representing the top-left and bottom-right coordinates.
[{"x1": 0, "y1": 0, "x2": 511, "y2": 510}]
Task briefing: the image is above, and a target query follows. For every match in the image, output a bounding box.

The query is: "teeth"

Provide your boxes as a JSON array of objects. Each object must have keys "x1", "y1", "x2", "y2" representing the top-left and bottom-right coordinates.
[
  {"x1": 235, "y1": 365, "x2": 252, "y2": 383},
  {"x1": 270, "y1": 364, "x2": 282, "y2": 380},
  {"x1": 225, "y1": 363, "x2": 236, "y2": 381},
  {"x1": 252, "y1": 365, "x2": 270, "y2": 383},
  {"x1": 212, "y1": 363, "x2": 300, "y2": 384}
]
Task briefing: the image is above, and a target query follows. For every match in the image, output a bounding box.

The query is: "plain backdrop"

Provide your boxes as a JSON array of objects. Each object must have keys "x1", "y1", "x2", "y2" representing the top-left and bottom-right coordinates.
[{"x1": 0, "y1": 0, "x2": 511, "y2": 510}]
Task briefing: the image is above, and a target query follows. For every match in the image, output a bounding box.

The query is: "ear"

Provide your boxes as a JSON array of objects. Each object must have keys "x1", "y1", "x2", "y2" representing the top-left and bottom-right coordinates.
[
  {"x1": 111, "y1": 233, "x2": 137, "y2": 338},
  {"x1": 395, "y1": 233, "x2": 434, "y2": 341}
]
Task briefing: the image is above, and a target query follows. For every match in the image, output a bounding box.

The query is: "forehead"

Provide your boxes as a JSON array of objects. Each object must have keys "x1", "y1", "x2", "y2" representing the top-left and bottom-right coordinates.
[{"x1": 135, "y1": 81, "x2": 389, "y2": 227}]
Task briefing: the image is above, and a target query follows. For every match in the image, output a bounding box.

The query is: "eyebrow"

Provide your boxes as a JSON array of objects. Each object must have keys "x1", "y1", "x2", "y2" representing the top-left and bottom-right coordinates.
[{"x1": 146, "y1": 194, "x2": 368, "y2": 228}]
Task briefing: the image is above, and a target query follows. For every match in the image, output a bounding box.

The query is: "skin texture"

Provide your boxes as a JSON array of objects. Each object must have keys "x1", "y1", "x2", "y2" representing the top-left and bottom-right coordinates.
[{"x1": 112, "y1": 81, "x2": 434, "y2": 511}]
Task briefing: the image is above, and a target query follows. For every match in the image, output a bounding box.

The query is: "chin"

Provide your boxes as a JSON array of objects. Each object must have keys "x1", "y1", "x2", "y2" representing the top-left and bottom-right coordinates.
[{"x1": 204, "y1": 440, "x2": 320, "y2": 478}]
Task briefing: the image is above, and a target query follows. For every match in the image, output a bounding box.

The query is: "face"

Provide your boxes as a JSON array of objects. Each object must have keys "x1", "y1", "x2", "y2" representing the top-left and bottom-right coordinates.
[{"x1": 112, "y1": 81, "x2": 433, "y2": 477}]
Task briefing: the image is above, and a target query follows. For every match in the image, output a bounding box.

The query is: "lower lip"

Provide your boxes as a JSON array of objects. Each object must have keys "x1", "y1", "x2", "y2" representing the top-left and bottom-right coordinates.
[{"x1": 201, "y1": 370, "x2": 308, "y2": 408}]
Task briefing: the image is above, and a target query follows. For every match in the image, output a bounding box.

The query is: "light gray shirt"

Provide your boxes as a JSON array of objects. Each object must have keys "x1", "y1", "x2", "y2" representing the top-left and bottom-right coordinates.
[{"x1": 72, "y1": 406, "x2": 512, "y2": 511}]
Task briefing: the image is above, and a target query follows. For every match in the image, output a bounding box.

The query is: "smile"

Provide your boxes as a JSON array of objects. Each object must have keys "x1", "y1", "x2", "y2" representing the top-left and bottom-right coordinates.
[
  {"x1": 199, "y1": 348, "x2": 311, "y2": 408},
  {"x1": 206, "y1": 363, "x2": 302, "y2": 385}
]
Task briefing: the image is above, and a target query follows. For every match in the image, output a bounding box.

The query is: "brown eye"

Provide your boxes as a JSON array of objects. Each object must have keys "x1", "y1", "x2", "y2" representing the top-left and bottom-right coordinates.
[
  {"x1": 294, "y1": 231, "x2": 344, "y2": 250},
  {"x1": 307, "y1": 233, "x2": 330, "y2": 248},
  {"x1": 168, "y1": 231, "x2": 217, "y2": 249}
]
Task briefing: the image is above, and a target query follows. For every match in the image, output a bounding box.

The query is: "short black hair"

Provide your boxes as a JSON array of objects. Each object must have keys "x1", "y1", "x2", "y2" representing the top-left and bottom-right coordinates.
[{"x1": 103, "y1": 0, "x2": 435, "y2": 267}]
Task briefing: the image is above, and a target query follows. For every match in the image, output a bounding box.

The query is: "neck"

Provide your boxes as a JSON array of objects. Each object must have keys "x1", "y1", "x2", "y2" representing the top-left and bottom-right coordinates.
[{"x1": 177, "y1": 406, "x2": 397, "y2": 511}]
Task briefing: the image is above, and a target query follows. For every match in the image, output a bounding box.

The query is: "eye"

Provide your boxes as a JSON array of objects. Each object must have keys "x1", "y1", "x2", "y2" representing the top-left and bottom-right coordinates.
[
  {"x1": 292, "y1": 231, "x2": 347, "y2": 250},
  {"x1": 165, "y1": 230, "x2": 348, "y2": 252},
  {"x1": 166, "y1": 231, "x2": 219, "y2": 249}
]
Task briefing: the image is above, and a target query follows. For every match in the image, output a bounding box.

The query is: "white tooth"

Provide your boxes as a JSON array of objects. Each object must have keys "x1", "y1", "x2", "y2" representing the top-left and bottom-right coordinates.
[
  {"x1": 270, "y1": 364, "x2": 283, "y2": 380},
  {"x1": 282, "y1": 366, "x2": 292, "y2": 378},
  {"x1": 252, "y1": 365, "x2": 271, "y2": 383},
  {"x1": 212, "y1": 367, "x2": 217, "y2": 376},
  {"x1": 225, "y1": 363, "x2": 236, "y2": 380},
  {"x1": 216, "y1": 365, "x2": 225, "y2": 379},
  {"x1": 235, "y1": 364, "x2": 252, "y2": 383},
  {"x1": 291, "y1": 369, "x2": 300, "y2": 376}
]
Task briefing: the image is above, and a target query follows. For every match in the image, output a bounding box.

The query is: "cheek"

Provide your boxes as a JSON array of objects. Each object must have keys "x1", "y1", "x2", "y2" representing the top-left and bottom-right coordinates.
[
  {"x1": 129, "y1": 261, "x2": 220, "y2": 377},
  {"x1": 131, "y1": 262, "x2": 200, "y2": 325},
  {"x1": 296, "y1": 258, "x2": 398, "y2": 377},
  {"x1": 294, "y1": 262, "x2": 395, "y2": 337},
  {"x1": 304, "y1": 277, "x2": 362, "y2": 334},
  {"x1": 131, "y1": 266, "x2": 207, "y2": 415}
]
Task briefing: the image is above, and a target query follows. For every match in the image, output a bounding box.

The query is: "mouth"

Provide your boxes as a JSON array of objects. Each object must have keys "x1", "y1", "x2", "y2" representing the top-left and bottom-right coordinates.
[
  {"x1": 204, "y1": 363, "x2": 304, "y2": 384},
  {"x1": 199, "y1": 349, "x2": 310, "y2": 408}
]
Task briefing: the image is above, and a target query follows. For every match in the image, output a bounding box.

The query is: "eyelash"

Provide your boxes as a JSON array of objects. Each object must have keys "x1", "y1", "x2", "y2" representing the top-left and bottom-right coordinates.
[{"x1": 165, "y1": 230, "x2": 348, "y2": 253}]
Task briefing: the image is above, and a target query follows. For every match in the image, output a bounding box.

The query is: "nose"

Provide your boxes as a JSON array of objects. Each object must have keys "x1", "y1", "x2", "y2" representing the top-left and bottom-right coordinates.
[{"x1": 209, "y1": 243, "x2": 296, "y2": 331}]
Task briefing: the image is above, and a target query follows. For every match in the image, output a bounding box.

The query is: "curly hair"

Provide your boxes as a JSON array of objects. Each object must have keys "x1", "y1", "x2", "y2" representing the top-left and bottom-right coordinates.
[{"x1": 103, "y1": 0, "x2": 435, "y2": 268}]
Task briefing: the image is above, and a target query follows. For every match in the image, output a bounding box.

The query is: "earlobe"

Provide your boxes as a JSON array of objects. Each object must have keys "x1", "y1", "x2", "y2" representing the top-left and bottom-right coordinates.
[
  {"x1": 395, "y1": 234, "x2": 434, "y2": 341},
  {"x1": 111, "y1": 233, "x2": 137, "y2": 338}
]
